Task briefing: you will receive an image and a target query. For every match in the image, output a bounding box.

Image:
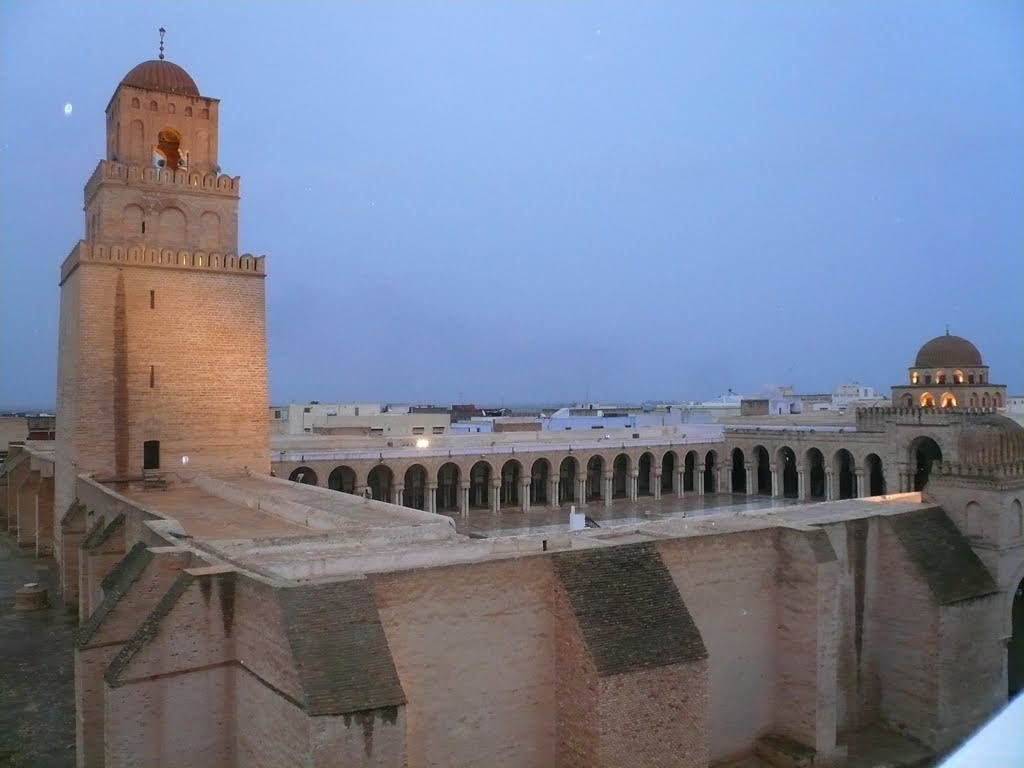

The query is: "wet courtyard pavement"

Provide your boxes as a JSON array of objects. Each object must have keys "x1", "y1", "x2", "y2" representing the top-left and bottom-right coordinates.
[{"x1": 0, "y1": 536, "x2": 76, "y2": 768}]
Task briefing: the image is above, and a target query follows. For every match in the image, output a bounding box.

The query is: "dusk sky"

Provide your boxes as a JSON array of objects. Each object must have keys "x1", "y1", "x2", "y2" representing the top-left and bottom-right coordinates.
[{"x1": 1, "y1": 1, "x2": 1022, "y2": 408}]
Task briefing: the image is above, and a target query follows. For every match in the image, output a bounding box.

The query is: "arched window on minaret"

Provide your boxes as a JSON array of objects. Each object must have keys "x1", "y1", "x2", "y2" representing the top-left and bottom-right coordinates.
[{"x1": 154, "y1": 128, "x2": 183, "y2": 169}]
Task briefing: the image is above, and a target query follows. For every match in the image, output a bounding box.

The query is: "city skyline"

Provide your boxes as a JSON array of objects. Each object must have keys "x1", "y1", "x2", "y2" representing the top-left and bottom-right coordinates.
[{"x1": 1, "y1": 1, "x2": 1022, "y2": 407}]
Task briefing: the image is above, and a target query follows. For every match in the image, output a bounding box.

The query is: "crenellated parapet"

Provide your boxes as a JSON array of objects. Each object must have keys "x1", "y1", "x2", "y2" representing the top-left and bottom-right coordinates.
[
  {"x1": 84, "y1": 160, "x2": 240, "y2": 204},
  {"x1": 935, "y1": 460, "x2": 1024, "y2": 482},
  {"x1": 855, "y1": 406, "x2": 1000, "y2": 432},
  {"x1": 60, "y1": 240, "x2": 265, "y2": 283}
]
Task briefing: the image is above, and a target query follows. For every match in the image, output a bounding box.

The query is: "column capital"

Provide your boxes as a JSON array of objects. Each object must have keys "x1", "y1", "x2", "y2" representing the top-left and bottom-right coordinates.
[
  {"x1": 392, "y1": 483, "x2": 405, "y2": 493},
  {"x1": 426, "y1": 481, "x2": 438, "y2": 490},
  {"x1": 459, "y1": 481, "x2": 471, "y2": 490}
]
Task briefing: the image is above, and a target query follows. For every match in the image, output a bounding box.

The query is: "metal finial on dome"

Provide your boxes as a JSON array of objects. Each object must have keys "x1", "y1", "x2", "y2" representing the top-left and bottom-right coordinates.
[
  {"x1": 945, "y1": 324, "x2": 950, "y2": 336},
  {"x1": 159, "y1": 27, "x2": 166, "y2": 60}
]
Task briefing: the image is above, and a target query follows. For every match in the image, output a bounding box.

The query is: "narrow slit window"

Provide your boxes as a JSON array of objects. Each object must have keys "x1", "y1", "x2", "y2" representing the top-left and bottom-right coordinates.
[
  {"x1": 149, "y1": 290, "x2": 155, "y2": 309},
  {"x1": 141, "y1": 220, "x2": 145, "y2": 234},
  {"x1": 150, "y1": 365, "x2": 155, "y2": 388}
]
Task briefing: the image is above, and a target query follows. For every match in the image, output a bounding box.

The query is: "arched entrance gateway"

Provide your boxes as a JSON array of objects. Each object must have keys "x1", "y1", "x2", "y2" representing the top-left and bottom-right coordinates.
[
  {"x1": 437, "y1": 462, "x2": 460, "y2": 513},
  {"x1": 404, "y1": 465, "x2": 428, "y2": 509},
  {"x1": 910, "y1": 436, "x2": 942, "y2": 491},
  {"x1": 835, "y1": 450, "x2": 855, "y2": 500},
  {"x1": 289, "y1": 466, "x2": 317, "y2": 485},
  {"x1": 638, "y1": 452, "x2": 654, "y2": 496},
  {"x1": 779, "y1": 447, "x2": 798, "y2": 499},
  {"x1": 470, "y1": 461, "x2": 491, "y2": 509},
  {"x1": 806, "y1": 448, "x2": 825, "y2": 500},
  {"x1": 866, "y1": 453, "x2": 885, "y2": 496},
  {"x1": 704, "y1": 450, "x2": 717, "y2": 493},
  {"x1": 755, "y1": 446, "x2": 771, "y2": 495},
  {"x1": 367, "y1": 465, "x2": 393, "y2": 502},
  {"x1": 684, "y1": 451, "x2": 698, "y2": 492},
  {"x1": 531, "y1": 459, "x2": 550, "y2": 505},
  {"x1": 562, "y1": 457, "x2": 579, "y2": 503},
  {"x1": 500, "y1": 460, "x2": 522, "y2": 508},
  {"x1": 731, "y1": 448, "x2": 746, "y2": 494},
  {"x1": 328, "y1": 465, "x2": 356, "y2": 494},
  {"x1": 1011, "y1": 574, "x2": 1024, "y2": 698},
  {"x1": 585, "y1": 457, "x2": 603, "y2": 502},
  {"x1": 612, "y1": 454, "x2": 629, "y2": 498},
  {"x1": 661, "y1": 451, "x2": 676, "y2": 495}
]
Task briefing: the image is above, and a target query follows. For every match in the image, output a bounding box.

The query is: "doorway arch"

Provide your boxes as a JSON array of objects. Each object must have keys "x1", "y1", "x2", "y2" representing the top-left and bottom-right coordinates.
[
  {"x1": 835, "y1": 449, "x2": 855, "y2": 500},
  {"x1": 289, "y1": 466, "x2": 317, "y2": 485},
  {"x1": 531, "y1": 459, "x2": 550, "y2": 505},
  {"x1": 585, "y1": 456, "x2": 602, "y2": 501},
  {"x1": 437, "y1": 462, "x2": 461, "y2": 512},
  {"x1": 500, "y1": 460, "x2": 522, "y2": 507},
  {"x1": 404, "y1": 465, "x2": 428, "y2": 509},
  {"x1": 470, "y1": 461, "x2": 492, "y2": 509},
  {"x1": 684, "y1": 451, "x2": 698, "y2": 492},
  {"x1": 805, "y1": 448, "x2": 825, "y2": 500},
  {"x1": 638, "y1": 452, "x2": 654, "y2": 496},
  {"x1": 755, "y1": 446, "x2": 771, "y2": 495},
  {"x1": 661, "y1": 451, "x2": 677, "y2": 494},
  {"x1": 1010, "y1": 575, "x2": 1024, "y2": 698},
  {"x1": 865, "y1": 454, "x2": 885, "y2": 496},
  {"x1": 910, "y1": 436, "x2": 942, "y2": 491},
  {"x1": 778, "y1": 447, "x2": 798, "y2": 498},
  {"x1": 731, "y1": 448, "x2": 746, "y2": 493},
  {"x1": 328, "y1": 465, "x2": 356, "y2": 494},
  {"x1": 367, "y1": 465, "x2": 393, "y2": 502},
  {"x1": 704, "y1": 450, "x2": 717, "y2": 493}
]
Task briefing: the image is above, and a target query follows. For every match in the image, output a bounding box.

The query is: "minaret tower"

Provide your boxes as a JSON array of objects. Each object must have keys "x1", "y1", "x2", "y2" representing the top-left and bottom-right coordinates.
[{"x1": 56, "y1": 33, "x2": 270, "y2": 520}]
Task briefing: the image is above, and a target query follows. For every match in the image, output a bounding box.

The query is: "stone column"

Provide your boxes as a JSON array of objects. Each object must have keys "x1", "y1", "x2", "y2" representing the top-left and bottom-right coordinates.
[
  {"x1": 490, "y1": 478, "x2": 501, "y2": 514},
  {"x1": 355, "y1": 485, "x2": 368, "y2": 499},
  {"x1": 460, "y1": 481, "x2": 471, "y2": 517},
  {"x1": 603, "y1": 472, "x2": 613, "y2": 508},
  {"x1": 549, "y1": 477, "x2": 560, "y2": 508},
  {"x1": 575, "y1": 476, "x2": 587, "y2": 508},
  {"x1": 426, "y1": 482, "x2": 438, "y2": 514},
  {"x1": 825, "y1": 471, "x2": 835, "y2": 501},
  {"x1": 676, "y1": 468, "x2": 685, "y2": 497},
  {"x1": 770, "y1": 467, "x2": 780, "y2": 498},
  {"x1": 746, "y1": 463, "x2": 755, "y2": 496},
  {"x1": 391, "y1": 484, "x2": 404, "y2": 507},
  {"x1": 521, "y1": 478, "x2": 531, "y2": 512},
  {"x1": 798, "y1": 470, "x2": 807, "y2": 501},
  {"x1": 653, "y1": 470, "x2": 662, "y2": 500},
  {"x1": 720, "y1": 465, "x2": 730, "y2": 495},
  {"x1": 855, "y1": 470, "x2": 865, "y2": 499},
  {"x1": 629, "y1": 470, "x2": 639, "y2": 501},
  {"x1": 697, "y1": 465, "x2": 706, "y2": 496}
]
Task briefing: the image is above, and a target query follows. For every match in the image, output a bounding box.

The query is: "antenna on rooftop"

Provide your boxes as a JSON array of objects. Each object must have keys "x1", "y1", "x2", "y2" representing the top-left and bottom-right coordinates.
[{"x1": 158, "y1": 27, "x2": 166, "y2": 60}]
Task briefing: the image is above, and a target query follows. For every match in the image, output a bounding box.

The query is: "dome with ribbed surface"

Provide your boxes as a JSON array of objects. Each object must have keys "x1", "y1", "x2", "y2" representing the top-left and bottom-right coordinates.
[
  {"x1": 957, "y1": 413, "x2": 1024, "y2": 466},
  {"x1": 914, "y1": 333, "x2": 983, "y2": 368},
  {"x1": 120, "y1": 59, "x2": 199, "y2": 96}
]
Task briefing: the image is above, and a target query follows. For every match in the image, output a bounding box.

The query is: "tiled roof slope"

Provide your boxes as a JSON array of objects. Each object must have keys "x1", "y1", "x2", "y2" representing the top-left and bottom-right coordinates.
[
  {"x1": 278, "y1": 579, "x2": 406, "y2": 716},
  {"x1": 553, "y1": 542, "x2": 707, "y2": 677},
  {"x1": 78, "y1": 543, "x2": 153, "y2": 649},
  {"x1": 889, "y1": 508, "x2": 998, "y2": 605}
]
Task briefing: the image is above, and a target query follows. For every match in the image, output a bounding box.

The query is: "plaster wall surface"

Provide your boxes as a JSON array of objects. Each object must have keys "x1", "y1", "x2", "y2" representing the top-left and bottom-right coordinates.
[
  {"x1": 372, "y1": 557, "x2": 556, "y2": 768},
  {"x1": 553, "y1": 577, "x2": 597, "y2": 768},
  {"x1": 875, "y1": 521, "x2": 939, "y2": 745},
  {"x1": 104, "y1": 572, "x2": 237, "y2": 767},
  {"x1": 235, "y1": 668, "x2": 310, "y2": 768},
  {"x1": 656, "y1": 531, "x2": 778, "y2": 762},
  {"x1": 936, "y1": 596, "x2": 1005, "y2": 751},
  {"x1": 310, "y1": 709, "x2": 407, "y2": 768},
  {"x1": 104, "y1": 665, "x2": 235, "y2": 768}
]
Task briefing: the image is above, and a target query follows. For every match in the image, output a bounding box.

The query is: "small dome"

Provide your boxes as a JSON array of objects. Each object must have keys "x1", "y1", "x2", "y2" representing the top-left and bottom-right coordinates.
[
  {"x1": 120, "y1": 59, "x2": 199, "y2": 96},
  {"x1": 914, "y1": 333, "x2": 983, "y2": 368},
  {"x1": 957, "y1": 413, "x2": 1024, "y2": 466}
]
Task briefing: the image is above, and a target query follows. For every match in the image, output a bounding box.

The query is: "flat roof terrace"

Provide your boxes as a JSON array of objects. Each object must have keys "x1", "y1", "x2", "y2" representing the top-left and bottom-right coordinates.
[
  {"x1": 200, "y1": 492, "x2": 930, "y2": 582},
  {"x1": 108, "y1": 471, "x2": 453, "y2": 544}
]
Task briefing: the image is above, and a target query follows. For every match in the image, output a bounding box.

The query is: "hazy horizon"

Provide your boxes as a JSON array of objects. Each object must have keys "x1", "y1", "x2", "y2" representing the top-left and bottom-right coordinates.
[{"x1": 2, "y1": 1, "x2": 1022, "y2": 407}]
